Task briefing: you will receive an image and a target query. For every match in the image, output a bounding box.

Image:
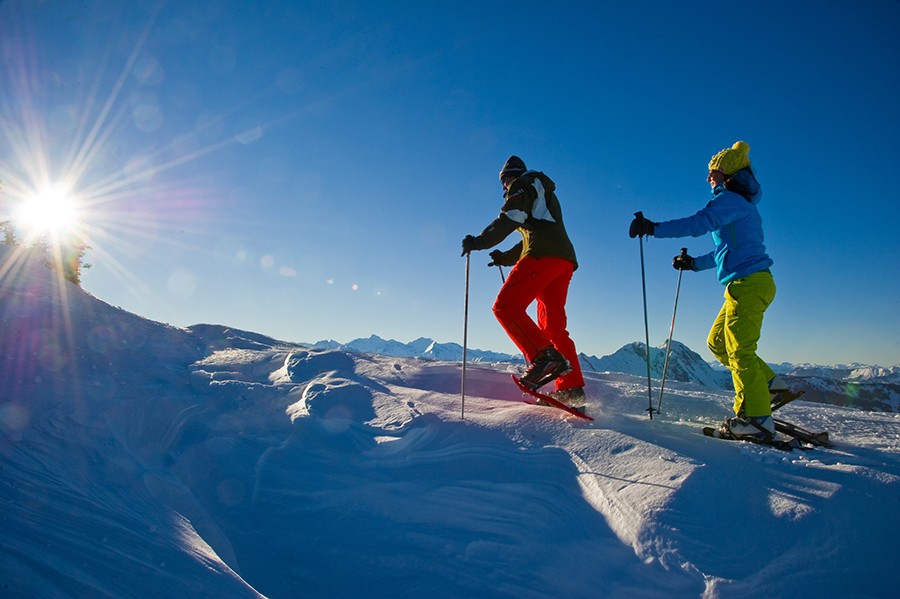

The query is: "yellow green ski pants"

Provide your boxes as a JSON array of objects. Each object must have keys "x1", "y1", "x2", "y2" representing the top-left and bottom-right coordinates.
[{"x1": 707, "y1": 270, "x2": 776, "y2": 417}]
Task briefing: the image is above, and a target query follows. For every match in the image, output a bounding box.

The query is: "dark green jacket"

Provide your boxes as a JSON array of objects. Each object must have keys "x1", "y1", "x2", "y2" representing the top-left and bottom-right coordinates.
[{"x1": 474, "y1": 171, "x2": 577, "y2": 269}]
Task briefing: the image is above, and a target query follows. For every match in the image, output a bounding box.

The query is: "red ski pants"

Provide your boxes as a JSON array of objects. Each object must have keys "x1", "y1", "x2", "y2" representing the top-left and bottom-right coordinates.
[{"x1": 493, "y1": 256, "x2": 584, "y2": 390}]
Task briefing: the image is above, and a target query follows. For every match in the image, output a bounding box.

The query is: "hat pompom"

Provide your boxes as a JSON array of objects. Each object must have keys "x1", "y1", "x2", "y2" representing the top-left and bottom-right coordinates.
[
  {"x1": 709, "y1": 140, "x2": 751, "y2": 175},
  {"x1": 732, "y1": 141, "x2": 750, "y2": 154}
]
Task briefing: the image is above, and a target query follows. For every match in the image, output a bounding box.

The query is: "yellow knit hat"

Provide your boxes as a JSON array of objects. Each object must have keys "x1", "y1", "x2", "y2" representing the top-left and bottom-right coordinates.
[{"x1": 708, "y1": 141, "x2": 751, "y2": 175}]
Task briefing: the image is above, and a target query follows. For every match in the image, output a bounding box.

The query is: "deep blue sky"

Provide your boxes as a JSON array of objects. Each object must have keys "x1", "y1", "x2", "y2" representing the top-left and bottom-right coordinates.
[{"x1": 2, "y1": 0, "x2": 899, "y2": 365}]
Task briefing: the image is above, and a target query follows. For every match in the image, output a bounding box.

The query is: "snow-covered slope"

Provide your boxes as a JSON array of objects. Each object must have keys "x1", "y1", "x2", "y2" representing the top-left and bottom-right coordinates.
[
  {"x1": 2, "y1": 244, "x2": 900, "y2": 598},
  {"x1": 0, "y1": 246, "x2": 258, "y2": 597}
]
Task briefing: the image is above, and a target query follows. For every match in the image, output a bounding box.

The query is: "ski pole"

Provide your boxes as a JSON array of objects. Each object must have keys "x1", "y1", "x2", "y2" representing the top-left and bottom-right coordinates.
[
  {"x1": 635, "y1": 212, "x2": 654, "y2": 419},
  {"x1": 461, "y1": 252, "x2": 470, "y2": 420},
  {"x1": 656, "y1": 248, "x2": 687, "y2": 414}
]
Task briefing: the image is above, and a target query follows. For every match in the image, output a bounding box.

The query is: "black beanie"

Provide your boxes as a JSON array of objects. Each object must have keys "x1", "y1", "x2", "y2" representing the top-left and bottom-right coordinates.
[{"x1": 499, "y1": 155, "x2": 527, "y2": 180}]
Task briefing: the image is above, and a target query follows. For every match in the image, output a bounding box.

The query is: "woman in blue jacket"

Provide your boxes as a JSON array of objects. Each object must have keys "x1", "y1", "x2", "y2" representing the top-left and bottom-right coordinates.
[{"x1": 630, "y1": 141, "x2": 781, "y2": 440}]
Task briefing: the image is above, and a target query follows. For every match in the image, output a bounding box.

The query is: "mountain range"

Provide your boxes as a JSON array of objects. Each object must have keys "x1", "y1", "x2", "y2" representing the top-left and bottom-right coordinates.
[{"x1": 313, "y1": 335, "x2": 900, "y2": 412}]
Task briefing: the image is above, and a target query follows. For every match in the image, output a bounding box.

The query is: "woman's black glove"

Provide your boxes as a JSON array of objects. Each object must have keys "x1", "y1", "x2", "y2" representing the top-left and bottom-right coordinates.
[
  {"x1": 672, "y1": 252, "x2": 695, "y2": 271},
  {"x1": 629, "y1": 213, "x2": 656, "y2": 238}
]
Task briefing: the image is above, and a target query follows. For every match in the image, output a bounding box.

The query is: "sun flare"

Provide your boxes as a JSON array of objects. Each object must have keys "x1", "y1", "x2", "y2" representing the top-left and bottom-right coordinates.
[{"x1": 15, "y1": 185, "x2": 80, "y2": 239}]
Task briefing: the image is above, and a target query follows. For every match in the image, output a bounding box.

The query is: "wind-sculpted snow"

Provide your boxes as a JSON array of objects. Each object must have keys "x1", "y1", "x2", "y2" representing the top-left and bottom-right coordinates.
[
  {"x1": 2, "y1": 244, "x2": 900, "y2": 598},
  {"x1": 180, "y1": 351, "x2": 700, "y2": 597}
]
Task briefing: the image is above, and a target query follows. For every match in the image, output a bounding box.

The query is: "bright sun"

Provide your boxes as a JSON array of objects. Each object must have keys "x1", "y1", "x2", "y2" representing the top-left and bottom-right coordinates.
[{"x1": 15, "y1": 185, "x2": 80, "y2": 239}]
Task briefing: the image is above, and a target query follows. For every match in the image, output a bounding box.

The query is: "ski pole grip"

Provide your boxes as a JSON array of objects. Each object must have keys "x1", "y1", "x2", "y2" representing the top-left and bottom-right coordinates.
[
  {"x1": 634, "y1": 211, "x2": 643, "y2": 218},
  {"x1": 680, "y1": 247, "x2": 688, "y2": 257}
]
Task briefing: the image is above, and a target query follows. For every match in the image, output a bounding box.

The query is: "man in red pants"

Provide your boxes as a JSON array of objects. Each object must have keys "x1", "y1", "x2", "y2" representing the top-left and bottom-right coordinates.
[{"x1": 462, "y1": 155, "x2": 586, "y2": 408}]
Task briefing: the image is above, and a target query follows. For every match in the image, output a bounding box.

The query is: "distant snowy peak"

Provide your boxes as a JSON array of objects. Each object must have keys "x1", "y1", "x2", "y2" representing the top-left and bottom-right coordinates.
[
  {"x1": 581, "y1": 340, "x2": 730, "y2": 389},
  {"x1": 782, "y1": 364, "x2": 900, "y2": 384},
  {"x1": 311, "y1": 335, "x2": 517, "y2": 363},
  {"x1": 327, "y1": 334, "x2": 424, "y2": 358},
  {"x1": 847, "y1": 366, "x2": 900, "y2": 383}
]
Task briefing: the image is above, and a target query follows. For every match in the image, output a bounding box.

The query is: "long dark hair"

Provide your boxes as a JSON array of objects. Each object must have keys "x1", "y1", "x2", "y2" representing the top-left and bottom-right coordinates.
[{"x1": 724, "y1": 166, "x2": 759, "y2": 201}]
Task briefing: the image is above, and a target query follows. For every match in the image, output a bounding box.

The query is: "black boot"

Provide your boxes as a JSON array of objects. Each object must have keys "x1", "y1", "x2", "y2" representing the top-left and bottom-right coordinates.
[{"x1": 519, "y1": 346, "x2": 572, "y2": 391}]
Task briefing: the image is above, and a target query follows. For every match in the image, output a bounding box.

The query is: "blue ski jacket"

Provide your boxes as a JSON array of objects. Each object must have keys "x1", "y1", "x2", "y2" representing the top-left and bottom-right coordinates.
[{"x1": 653, "y1": 168, "x2": 773, "y2": 285}]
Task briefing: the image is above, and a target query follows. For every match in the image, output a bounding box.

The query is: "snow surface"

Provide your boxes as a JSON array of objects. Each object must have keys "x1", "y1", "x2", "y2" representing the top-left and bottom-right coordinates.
[{"x1": 2, "y1": 244, "x2": 900, "y2": 598}]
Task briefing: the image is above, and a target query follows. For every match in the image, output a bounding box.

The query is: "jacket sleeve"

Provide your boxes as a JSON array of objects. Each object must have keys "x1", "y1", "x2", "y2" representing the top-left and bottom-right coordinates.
[
  {"x1": 693, "y1": 251, "x2": 715, "y2": 272},
  {"x1": 475, "y1": 213, "x2": 521, "y2": 250},
  {"x1": 654, "y1": 195, "x2": 741, "y2": 239},
  {"x1": 473, "y1": 181, "x2": 536, "y2": 250}
]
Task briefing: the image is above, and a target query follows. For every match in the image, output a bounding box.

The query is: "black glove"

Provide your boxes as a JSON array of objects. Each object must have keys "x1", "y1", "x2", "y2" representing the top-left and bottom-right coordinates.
[
  {"x1": 487, "y1": 249, "x2": 504, "y2": 267},
  {"x1": 461, "y1": 235, "x2": 478, "y2": 256},
  {"x1": 672, "y1": 252, "x2": 695, "y2": 271},
  {"x1": 629, "y1": 213, "x2": 656, "y2": 238}
]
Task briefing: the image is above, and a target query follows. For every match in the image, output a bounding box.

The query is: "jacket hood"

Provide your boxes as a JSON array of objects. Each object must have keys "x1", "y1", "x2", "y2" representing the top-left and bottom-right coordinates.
[
  {"x1": 723, "y1": 168, "x2": 762, "y2": 205},
  {"x1": 530, "y1": 170, "x2": 556, "y2": 194}
]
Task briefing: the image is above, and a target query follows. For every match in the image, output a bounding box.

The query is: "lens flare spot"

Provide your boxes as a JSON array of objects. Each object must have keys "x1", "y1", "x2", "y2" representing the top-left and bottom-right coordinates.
[
  {"x1": 167, "y1": 269, "x2": 196, "y2": 298},
  {"x1": 0, "y1": 403, "x2": 31, "y2": 437}
]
